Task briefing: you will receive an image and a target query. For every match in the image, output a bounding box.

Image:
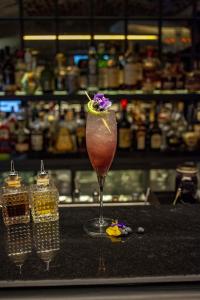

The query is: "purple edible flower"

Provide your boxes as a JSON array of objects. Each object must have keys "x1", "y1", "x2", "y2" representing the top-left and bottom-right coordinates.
[
  {"x1": 93, "y1": 93, "x2": 112, "y2": 111},
  {"x1": 111, "y1": 220, "x2": 127, "y2": 228}
]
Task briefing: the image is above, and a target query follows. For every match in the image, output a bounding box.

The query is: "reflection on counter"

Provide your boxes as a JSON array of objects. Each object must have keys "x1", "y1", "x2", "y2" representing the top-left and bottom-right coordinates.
[
  {"x1": 33, "y1": 221, "x2": 60, "y2": 271},
  {"x1": 6, "y1": 223, "x2": 31, "y2": 274},
  {"x1": 4, "y1": 220, "x2": 60, "y2": 274}
]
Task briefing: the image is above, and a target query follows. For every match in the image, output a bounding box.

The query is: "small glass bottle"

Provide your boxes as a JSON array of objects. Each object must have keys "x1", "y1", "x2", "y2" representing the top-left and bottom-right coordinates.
[
  {"x1": 30, "y1": 160, "x2": 59, "y2": 223},
  {"x1": 2, "y1": 161, "x2": 30, "y2": 225}
]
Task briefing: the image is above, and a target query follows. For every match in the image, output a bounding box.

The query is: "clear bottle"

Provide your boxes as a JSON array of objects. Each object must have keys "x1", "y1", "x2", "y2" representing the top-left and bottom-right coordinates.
[
  {"x1": 30, "y1": 160, "x2": 59, "y2": 223},
  {"x1": 1, "y1": 161, "x2": 30, "y2": 225}
]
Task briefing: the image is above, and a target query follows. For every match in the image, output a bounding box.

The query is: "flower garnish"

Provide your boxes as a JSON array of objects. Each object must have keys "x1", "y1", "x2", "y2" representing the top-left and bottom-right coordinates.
[
  {"x1": 93, "y1": 93, "x2": 112, "y2": 111},
  {"x1": 85, "y1": 91, "x2": 112, "y2": 133},
  {"x1": 106, "y1": 220, "x2": 132, "y2": 237}
]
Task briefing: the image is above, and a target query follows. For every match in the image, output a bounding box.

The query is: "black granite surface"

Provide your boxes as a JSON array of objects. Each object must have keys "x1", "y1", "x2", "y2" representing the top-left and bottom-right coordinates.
[{"x1": 1, "y1": 205, "x2": 200, "y2": 287}]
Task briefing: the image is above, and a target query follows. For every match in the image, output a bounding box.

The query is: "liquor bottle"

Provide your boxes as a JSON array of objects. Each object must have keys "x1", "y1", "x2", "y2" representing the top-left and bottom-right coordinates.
[
  {"x1": 174, "y1": 58, "x2": 185, "y2": 90},
  {"x1": 0, "y1": 115, "x2": 11, "y2": 153},
  {"x1": 107, "y1": 45, "x2": 119, "y2": 90},
  {"x1": 40, "y1": 61, "x2": 55, "y2": 93},
  {"x1": 135, "y1": 118, "x2": 146, "y2": 151},
  {"x1": 76, "y1": 104, "x2": 86, "y2": 152},
  {"x1": 149, "y1": 109, "x2": 162, "y2": 151},
  {"x1": 15, "y1": 50, "x2": 26, "y2": 91},
  {"x1": 88, "y1": 46, "x2": 97, "y2": 89},
  {"x1": 186, "y1": 61, "x2": 200, "y2": 92},
  {"x1": 193, "y1": 102, "x2": 200, "y2": 141},
  {"x1": 66, "y1": 55, "x2": 80, "y2": 94},
  {"x1": 55, "y1": 53, "x2": 66, "y2": 91},
  {"x1": 33, "y1": 220, "x2": 60, "y2": 271},
  {"x1": 166, "y1": 102, "x2": 186, "y2": 151},
  {"x1": 6, "y1": 223, "x2": 31, "y2": 273},
  {"x1": 2, "y1": 46, "x2": 16, "y2": 94},
  {"x1": 118, "y1": 99, "x2": 132, "y2": 150},
  {"x1": 30, "y1": 160, "x2": 59, "y2": 223},
  {"x1": 15, "y1": 116, "x2": 30, "y2": 154},
  {"x1": 142, "y1": 46, "x2": 160, "y2": 92},
  {"x1": 162, "y1": 62, "x2": 175, "y2": 90},
  {"x1": 78, "y1": 56, "x2": 88, "y2": 90},
  {"x1": 124, "y1": 44, "x2": 143, "y2": 90},
  {"x1": 0, "y1": 49, "x2": 5, "y2": 91},
  {"x1": 1, "y1": 161, "x2": 30, "y2": 225},
  {"x1": 182, "y1": 103, "x2": 198, "y2": 151},
  {"x1": 97, "y1": 43, "x2": 108, "y2": 89},
  {"x1": 30, "y1": 113, "x2": 44, "y2": 154}
]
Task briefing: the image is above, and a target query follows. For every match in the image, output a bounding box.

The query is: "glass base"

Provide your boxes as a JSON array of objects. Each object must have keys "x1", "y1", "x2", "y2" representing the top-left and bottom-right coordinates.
[{"x1": 84, "y1": 218, "x2": 113, "y2": 237}]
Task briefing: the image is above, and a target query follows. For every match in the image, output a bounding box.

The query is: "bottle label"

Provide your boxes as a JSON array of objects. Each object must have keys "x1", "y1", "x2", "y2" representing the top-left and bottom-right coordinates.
[
  {"x1": 31, "y1": 134, "x2": 43, "y2": 151},
  {"x1": 16, "y1": 143, "x2": 29, "y2": 152},
  {"x1": 119, "y1": 128, "x2": 131, "y2": 148},
  {"x1": 151, "y1": 133, "x2": 161, "y2": 149},
  {"x1": 55, "y1": 128, "x2": 74, "y2": 152},
  {"x1": 107, "y1": 68, "x2": 119, "y2": 88},
  {"x1": 137, "y1": 132, "x2": 145, "y2": 150}
]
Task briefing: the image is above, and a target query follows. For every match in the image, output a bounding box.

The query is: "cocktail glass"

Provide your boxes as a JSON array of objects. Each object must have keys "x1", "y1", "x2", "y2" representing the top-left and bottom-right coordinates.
[{"x1": 84, "y1": 110, "x2": 117, "y2": 237}]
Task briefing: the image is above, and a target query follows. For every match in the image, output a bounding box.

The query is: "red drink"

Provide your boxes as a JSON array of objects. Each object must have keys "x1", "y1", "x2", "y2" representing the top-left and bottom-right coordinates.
[{"x1": 86, "y1": 111, "x2": 117, "y2": 176}]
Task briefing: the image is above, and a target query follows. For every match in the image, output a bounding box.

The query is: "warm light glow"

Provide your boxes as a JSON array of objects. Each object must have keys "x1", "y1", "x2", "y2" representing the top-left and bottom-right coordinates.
[
  {"x1": 23, "y1": 35, "x2": 56, "y2": 40},
  {"x1": 94, "y1": 35, "x2": 125, "y2": 40},
  {"x1": 59, "y1": 35, "x2": 91, "y2": 40},
  {"x1": 23, "y1": 34, "x2": 158, "y2": 41},
  {"x1": 127, "y1": 35, "x2": 158, "y2": 40}
]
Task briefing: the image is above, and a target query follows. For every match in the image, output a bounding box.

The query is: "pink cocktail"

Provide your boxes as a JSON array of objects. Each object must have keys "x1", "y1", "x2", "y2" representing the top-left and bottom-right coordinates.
[
  {"x1": 85, "y1": 110, "x2": 117, "y2": 237},
  {"x1": 86, "y1": 111, "x2": 117, "y2": 176}
]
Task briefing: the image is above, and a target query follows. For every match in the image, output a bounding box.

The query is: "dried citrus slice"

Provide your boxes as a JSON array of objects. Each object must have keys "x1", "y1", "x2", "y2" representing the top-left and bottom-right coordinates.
[{"x1": 87, "y1": 100, "x2": 107, "y2": 116}]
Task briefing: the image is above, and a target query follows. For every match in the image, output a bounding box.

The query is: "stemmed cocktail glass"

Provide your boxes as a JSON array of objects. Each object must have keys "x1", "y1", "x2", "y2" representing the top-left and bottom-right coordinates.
[{"x1": 84, "y1": 93, "x2": 117, "y2": 237}]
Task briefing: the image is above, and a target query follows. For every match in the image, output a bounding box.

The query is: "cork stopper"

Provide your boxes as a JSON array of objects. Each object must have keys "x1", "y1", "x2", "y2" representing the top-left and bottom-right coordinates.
[
  {"x1": 37, "y1": 160, "x2": 50, "y2": 186},
  {"x1": 5, "y1": 161, "x2": 21, "y2": 188}
]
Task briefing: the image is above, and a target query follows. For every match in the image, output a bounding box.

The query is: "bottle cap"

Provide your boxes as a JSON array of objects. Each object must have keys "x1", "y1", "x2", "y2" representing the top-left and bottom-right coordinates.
[
  {"x1": 120, "y1": 99, "x2": 128, "y2": 109},
  {"x1": 37, "y1": 160, "x2": 50, "y2": 186},
  {"x1": 5, "y1": 161, "x2": 21, "y2": 188}
]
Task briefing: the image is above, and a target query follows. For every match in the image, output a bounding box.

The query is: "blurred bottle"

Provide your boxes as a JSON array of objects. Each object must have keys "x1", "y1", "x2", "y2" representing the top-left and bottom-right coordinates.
[
  {"x1": 97, "y1": 43, "x2": 108, "y2": 89},
  {"x1": 118, "y1": 99, "x2": 132, "y2": 150},
  {"x1": 124, "y1": 44, "x2": 143, "y2": 90},
  {"x1": 55, "y1": 53, "x2": 66, "y2": 91},
  {"x1": 76, "y1": 104, "x2": 86, "y2": 152},
  {"x1": 2, "y1": 46, "x2": 16, "y2": 94},
  {"x1": 88, "y1": 46, "x2": 97, "y2": 89},
  {"x1": 143, "y1": 46, "x2": 160, "y2": 92},
  {"x1": 15, "y1": 116, "x2": 30, "y2": 154},
  {"x1": 55, "y1": 109, "x2": 75, "y2": 152},
  {"x1": 149, "y1": 108, "x2": 162, "y2": 151},
  {"x1": 40, "y1": 61, "x2": 55, "y2": 93},
  {"x1": 15, "y1": 50, "x2": 26, "y2": 91},
  {"x1": 107, "y1": 45, "x2": 119, "y2": 90},
  {"x1": 66, "y1": 55, "x2": 80, "y2": 94}
]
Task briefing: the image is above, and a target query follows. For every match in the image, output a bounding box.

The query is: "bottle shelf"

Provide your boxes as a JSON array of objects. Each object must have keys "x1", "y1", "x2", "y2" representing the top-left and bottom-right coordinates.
[
  {"x1": 0, "y1": 90, "x2": 200, "y2": 102},
  {"x1": 0, "y1": 151, "x2": 199, "y2": 172}
]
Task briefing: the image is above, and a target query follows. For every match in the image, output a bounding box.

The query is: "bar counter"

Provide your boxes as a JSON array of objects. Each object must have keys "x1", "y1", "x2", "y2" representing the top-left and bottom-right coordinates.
[{"x1": 0, "y1": 205, "x2": 200, "y2": 288}]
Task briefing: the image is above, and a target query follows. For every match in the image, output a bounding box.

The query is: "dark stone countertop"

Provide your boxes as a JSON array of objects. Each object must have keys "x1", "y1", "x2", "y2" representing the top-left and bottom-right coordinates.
[{"x1": 1, "y1": 205, "x2": 200, "y2": 288}]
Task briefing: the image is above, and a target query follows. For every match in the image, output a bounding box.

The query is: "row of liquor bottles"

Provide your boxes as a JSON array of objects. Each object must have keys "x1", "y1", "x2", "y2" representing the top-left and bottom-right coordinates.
[
  {"x1": 1, "y1": 161, "x2": 59, "y2": 226},
  {"x1": 1, "y1": 44, "x2": 200, "y2": 95},
  {"x1": 1, "y1": 99, "x2": 200, "y2": 154}
]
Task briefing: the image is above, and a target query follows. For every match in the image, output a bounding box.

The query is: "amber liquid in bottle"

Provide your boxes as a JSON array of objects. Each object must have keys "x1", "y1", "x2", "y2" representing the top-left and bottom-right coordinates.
[
  {"x1": 2, "y1": 161, "x2": 30, "y2": 226},
  {"x1": 31, "y1": 160, "x2": 59, "y2": 223}
]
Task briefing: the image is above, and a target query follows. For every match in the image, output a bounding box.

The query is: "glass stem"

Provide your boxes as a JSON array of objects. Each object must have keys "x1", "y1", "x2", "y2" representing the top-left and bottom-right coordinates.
[{"x1": 97, "y1": 175, "x2": 105, "y2": 226}]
